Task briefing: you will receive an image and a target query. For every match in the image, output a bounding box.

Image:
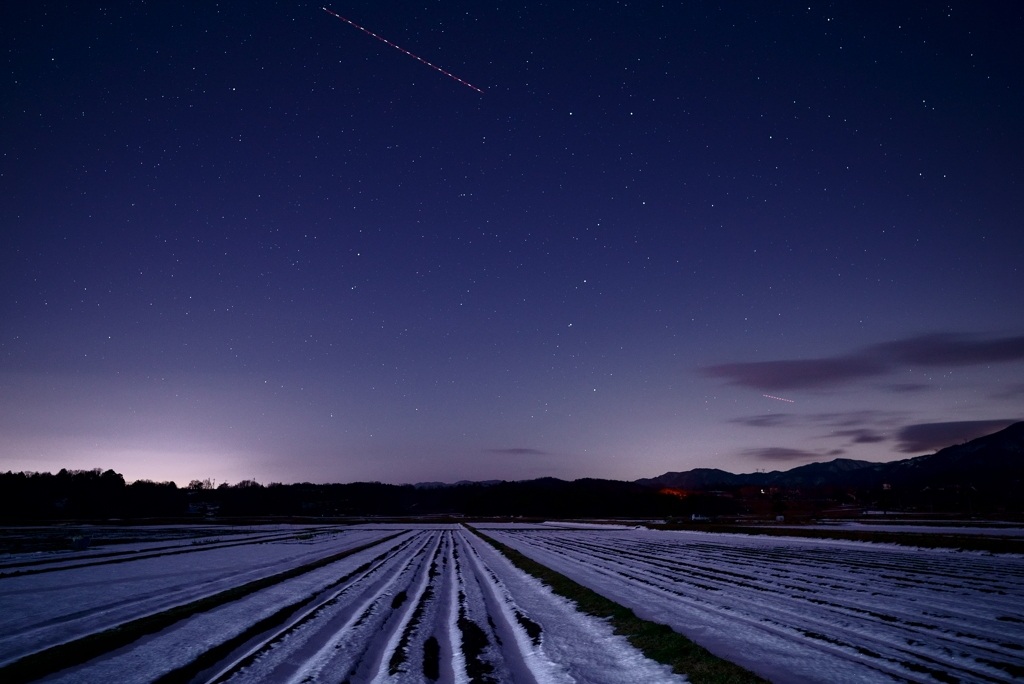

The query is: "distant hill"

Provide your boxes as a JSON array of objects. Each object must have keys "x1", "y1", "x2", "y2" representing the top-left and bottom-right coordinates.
[
  {"x1": 413, "y1": 479, "x2": 503, "y2": 489},
  {"x1": 635, "y1": 459, "x2": 876, "y2": 490},
  {"x1": 636, "y1": 421, "x2": 1024, "y2": 491},
  {"x1": 855, "y1": 420, "x2": 1024, "y2": 489}
]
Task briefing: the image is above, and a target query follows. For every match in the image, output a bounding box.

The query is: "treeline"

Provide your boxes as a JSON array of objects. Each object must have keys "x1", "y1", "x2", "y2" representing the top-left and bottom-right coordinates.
[
  {"x1": 0, "y1": 470, "x2": 738, "y2": 521},
  {"x1": 0, "y1": 469, "x2": 184, "y2": 520}
]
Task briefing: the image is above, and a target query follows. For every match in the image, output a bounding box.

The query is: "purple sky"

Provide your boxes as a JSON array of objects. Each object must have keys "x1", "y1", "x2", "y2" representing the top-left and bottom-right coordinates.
[{"x1": 2, "y1": 2, "x2": 1022, "y2": 485}]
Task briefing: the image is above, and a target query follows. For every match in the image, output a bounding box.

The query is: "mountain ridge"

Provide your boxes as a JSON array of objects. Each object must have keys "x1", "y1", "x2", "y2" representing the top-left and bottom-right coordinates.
[{"x1": 635, "y1": 421, "x2": 1024, "y2": 490}]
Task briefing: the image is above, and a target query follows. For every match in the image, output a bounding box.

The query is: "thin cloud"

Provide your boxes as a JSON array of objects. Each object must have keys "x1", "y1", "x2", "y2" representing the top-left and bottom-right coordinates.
[
  {"x1": 741, "y1": 447, "x2": 822, "y2": 462},
  {"x1": 832, "y1": 428, "x2": 886, "y2": 444},
  {"x1": 703, "y1": 357, "x2": 884, "y2": 391},
  {"x1": 731, "y1": 410, "x2": 904, "y2": 430},
  {"x1": 808, "y1": 411, "x2": 907, "y2": 428},
  {"x1": 487, "y1": 448, "x2": 551, "y2": 456},
  {"x1": 876, "y1": 334, "x2": 1024, "y2": 367},
  {"x1": 702, "y1": 333, "x2": 1024, "y2": 391},
  {"x1": 730, "y1": 413, "x2": 794, "y2": 428},
  {"x1": 894, "y1": 419, "x2": 1020, "y2": 453},
  {"x1": 990, "y1": 383, "x2": 1024, "y2": 400}
]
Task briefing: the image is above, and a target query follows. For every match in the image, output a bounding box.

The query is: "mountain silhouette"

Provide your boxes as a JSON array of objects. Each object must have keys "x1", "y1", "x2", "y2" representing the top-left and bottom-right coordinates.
[{"x1": 636, "y1": 421, "x2": 1024, "y2": 491}]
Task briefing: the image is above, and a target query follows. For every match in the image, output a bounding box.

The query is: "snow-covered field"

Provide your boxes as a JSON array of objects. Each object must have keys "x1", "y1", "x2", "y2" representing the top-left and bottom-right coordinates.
[
  {"x1": 0, "y1": 528, "x2": 395, "y2": 668},
  {"x1": 773, "y1": 521, "x2": 1024, "y2": 538},
  {"x1": 484, "y1": 527, "x2": 1024, "y2": 684},
  {"x1": 1, "y1": 527, "x2": 683, "y2": 684},
  {"x1": 5, "y1": 523, "x2": 1022, "y2": 683},
  {"x1": 0, "y1": 524, "x2": 340, "y2": 571}
]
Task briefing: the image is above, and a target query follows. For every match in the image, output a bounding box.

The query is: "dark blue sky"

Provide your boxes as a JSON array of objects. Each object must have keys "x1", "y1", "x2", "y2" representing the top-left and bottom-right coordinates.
[{"x1": 2, "y1": 1, "x2": 1022, "y2": 485}]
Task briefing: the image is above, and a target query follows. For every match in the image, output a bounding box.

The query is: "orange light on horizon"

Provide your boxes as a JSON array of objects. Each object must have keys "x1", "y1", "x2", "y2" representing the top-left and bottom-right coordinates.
[{"x1": 658, "y1": 487, "x2": 695, "y2": 499}]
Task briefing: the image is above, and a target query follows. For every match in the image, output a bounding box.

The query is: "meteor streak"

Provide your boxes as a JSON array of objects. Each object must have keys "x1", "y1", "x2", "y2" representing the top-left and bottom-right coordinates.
[
  {"x1": 322, "y1": 7, "x2": 483, "y2": 93},
  {"x1": 763, "y1": 394, "x2": 795, "y2": 403}
]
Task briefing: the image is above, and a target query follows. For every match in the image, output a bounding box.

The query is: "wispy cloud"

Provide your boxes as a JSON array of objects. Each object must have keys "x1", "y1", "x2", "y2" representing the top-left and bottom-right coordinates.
[
  {"x1": 731, "y1": 410, "x2": 905, "y2": 431},
  {"x1": 877, "y1": 335, "x2": 1024, "y2": 366},
  {"x1": 990, "y1": 383, "x2": 1024, "y2": 400},
  {"x1": 894, "y1": 420, "x2": 1020, "y2": 453},
  {"x1": 730, "y1": 411, "x2": 1018, "y2": 455},
  {"x1": 730, "y1": 413, "x2": 795, "y2": 428},
  {"x1": 811, "y1": 411, "x2": 907, "y2": 428},
  {"x1": 832, "y1": 428, "x2": 886, "y2": 444},
  {"x1": 730, "y1": 411, "x2": 903, "y2": 449},
  {"x1": 741, "y1": 447, "x2": 826, "y2": 462},
  {"x1": 487, "y1": 448, "x2": 551, "y2": 456},
  {"x1": 704, "y1": 357, "x2": 884, "y2": 391},
  {"x1": 702, "y1": 333, "x2": 1024, "y2": 391}
]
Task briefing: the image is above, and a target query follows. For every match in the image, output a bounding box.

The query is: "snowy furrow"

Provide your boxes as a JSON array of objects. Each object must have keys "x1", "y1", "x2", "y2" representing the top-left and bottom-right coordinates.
[
  {"x1": 34, "y1": 533, "x2": 417, "y2": 684},
  {"x1": 0, "y1": 526, "x2": 342, "y2": 573},
  {"x1": 451, "y1": 530, "x2": 527, "y2": 683},
  {"x1": 620, "y1": 535, "x2": 1024, "y2": 634},
  {"x1": 487, "y1": 529, "x2": 1024, "y2": 684},
  {"x1": 668, "y1": 539, "x2": 1024, "y2": 590},
  {"x1": 27, "y1": 523, "x2": 1019, "y2": 683},
  {"x1": 781, "y1": 523, "x2": 1024, "y2": 538},
  {"x1": 386, "y1": 533, "x2": 462, "y2": 684},
  {"x1": 27, "y1": 528, "x2": 690, "y2": 683},
  {"x1": 641, "y1": 536, "x2": 1024, "y2": 584},
  {"x1": 259, "y1": 532, "x2": 442, "y2": 684},
  {"x1": 519, "y1": 536, "x2": 1013, "y2": 679},
  {"x1": 195, "y1": 533, "x2": 432, "y2": 683},
  {"x1": 539, "y1": 533, "x2": 1024, "y2": 623},
  {"x1": 205, "y1": 528, "x2": 687, "y2": 684},
  {"x1": 545, "y1": 535, "x2": 1022, "y2": 643},
  {"x1": 540, "y1": 532, "x2": 1024, "y2": 676},
  {"x1": 635, "y1": 539, "x2": 1024, "y2": 647},
  {"x1": 492, "y1": 532, "x2": 900, "y2": 684},
  {"x1": 457, "y1": 530, "x2": 686, "y2": 684},
  {"x1": 0, "y1": 529, "x2": 394, "y2": 667}
]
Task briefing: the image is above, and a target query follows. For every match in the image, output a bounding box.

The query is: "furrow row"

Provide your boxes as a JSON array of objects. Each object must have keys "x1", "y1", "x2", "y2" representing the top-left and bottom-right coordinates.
[{"x1": 490, "y1": 529, "x2": 1024, "y2": 684}]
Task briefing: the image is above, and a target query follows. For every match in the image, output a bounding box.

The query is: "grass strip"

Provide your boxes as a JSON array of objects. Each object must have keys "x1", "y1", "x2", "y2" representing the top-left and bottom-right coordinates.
[
  {"x1": 646, "y1": 524, "x2": 1024, "y2": 554},
  {"x1": 466, "y1": 526, "x2": 767, "y2": 684},
  {"x1": 0, "y1": 532, "x2": 403, "y2": 684}
]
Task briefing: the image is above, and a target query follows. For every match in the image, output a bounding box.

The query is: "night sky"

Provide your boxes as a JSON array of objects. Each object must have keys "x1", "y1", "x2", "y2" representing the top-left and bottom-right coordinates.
[{"x1": 3, "y1": 2, "x2": 1022, "y2": 487}]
